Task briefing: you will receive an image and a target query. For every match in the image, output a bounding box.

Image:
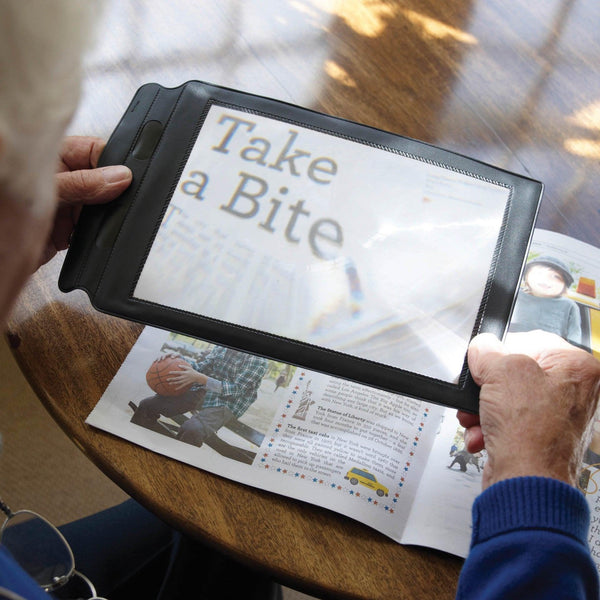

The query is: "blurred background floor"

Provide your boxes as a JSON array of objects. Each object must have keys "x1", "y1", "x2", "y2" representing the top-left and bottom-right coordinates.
[{"x1": 0, "y1": 335, "x2": 316, "y2": 599}]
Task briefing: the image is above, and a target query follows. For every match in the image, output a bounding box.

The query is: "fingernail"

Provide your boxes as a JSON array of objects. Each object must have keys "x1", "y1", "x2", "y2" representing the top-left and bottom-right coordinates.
[
  {"x1": 467, "y1": 344, "x2": 480, "y2": 378},
  {"x1": 102, "y1": 165, "x2": 132, "y2": 184}
]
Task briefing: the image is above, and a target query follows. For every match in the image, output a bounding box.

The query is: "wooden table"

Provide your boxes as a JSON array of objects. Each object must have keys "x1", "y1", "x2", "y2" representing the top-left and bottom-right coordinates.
[{"x1": 7, "y1": 2, "x2": 599, "y2": 598}]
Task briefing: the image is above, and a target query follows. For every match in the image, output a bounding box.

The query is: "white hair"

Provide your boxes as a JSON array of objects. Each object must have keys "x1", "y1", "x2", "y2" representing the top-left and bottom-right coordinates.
[{"x1": 0, "y1": 1, "x2": 102, "y2": 216}]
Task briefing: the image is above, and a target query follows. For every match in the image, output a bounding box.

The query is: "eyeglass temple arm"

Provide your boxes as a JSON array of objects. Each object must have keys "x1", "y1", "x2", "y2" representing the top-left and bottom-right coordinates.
[{"x1": 0, "y1": 498, "x2": 14, "y2": 518}]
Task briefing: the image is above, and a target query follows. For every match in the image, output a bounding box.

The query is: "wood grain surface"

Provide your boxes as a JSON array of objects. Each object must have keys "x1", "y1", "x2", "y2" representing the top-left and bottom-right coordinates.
[{"x1": 7, "y1": 1, "x2": 599, "y2": 598}]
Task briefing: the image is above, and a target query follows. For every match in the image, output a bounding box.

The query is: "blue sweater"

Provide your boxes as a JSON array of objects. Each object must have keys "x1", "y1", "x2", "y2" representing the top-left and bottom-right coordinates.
[
  {"x1": 0, "y1": 546, "x2": 47, "y2": 599},
  {"x1": 457, "y1": 477, "x2": 599, "y2": 599}
]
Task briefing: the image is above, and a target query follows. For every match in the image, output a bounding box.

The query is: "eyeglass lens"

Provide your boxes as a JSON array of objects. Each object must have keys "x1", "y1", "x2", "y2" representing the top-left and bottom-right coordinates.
[{"x1": 1, "y1": 510, "x2": 73, "y2": 590}]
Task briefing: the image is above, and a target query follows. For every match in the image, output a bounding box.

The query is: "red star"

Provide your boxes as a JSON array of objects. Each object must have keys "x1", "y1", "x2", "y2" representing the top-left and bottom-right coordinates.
[
  {"x1": 374, "y1": 501, "x2": 378, "y2": 505},
  {"x1": 390, "y1": 509, "x2": 394, "y2": 514},
  {"x1": 301, "y1": 474, "x2": 305, "y2": 479},
  {"x1": 265, "y1": 465, "x2": 270, "y2": 469}
]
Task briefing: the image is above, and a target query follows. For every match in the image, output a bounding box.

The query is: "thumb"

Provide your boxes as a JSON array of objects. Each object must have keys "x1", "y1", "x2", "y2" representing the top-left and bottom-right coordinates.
[
  {"x1": 55, "y1": 165, "x2": 132, "y2": 205},
  {"x1": 468, "y1": 333, "x2": 506, "y2": 384}
]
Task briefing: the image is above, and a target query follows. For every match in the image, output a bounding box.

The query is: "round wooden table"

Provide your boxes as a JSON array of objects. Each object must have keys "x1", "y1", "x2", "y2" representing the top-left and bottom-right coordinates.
[{"x1": 7, "y1": 1, "x2": 599, "y2": 598}]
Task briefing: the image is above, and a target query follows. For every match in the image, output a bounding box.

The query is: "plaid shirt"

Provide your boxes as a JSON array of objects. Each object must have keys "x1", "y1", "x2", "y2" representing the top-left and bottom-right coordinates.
[{"x1": 191, "y1": 347, "x2": 268, "y2": 417}]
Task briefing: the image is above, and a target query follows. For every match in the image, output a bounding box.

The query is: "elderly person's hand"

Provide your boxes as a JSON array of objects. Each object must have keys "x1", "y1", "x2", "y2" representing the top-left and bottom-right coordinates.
[
  {"x1": 39, "y1": 136, "x2": 132, "y2": 266},
  {"x1": 458, "y1": 331, "x2": 600, "y2": 490}
]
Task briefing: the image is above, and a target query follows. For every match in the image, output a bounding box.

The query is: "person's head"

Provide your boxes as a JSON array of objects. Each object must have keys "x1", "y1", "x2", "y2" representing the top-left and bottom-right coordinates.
[
  {"x1": 523, "y1": 256, "x2": 574, "y2": 298},
  {"x1": 0, "y1": 2, "x2": 99, "y2": 323}
]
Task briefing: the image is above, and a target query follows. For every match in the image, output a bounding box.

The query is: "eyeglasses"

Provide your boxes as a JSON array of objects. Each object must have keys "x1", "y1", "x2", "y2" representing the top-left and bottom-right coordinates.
[{"x1": 0, "y1": 499, "x2": 107, "y2": 600}]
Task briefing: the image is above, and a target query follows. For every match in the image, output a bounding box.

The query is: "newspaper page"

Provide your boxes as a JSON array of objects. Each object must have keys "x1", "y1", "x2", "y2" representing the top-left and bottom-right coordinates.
[{"x1": 87, "y1": 325, "x2": 445, "y2": 544}]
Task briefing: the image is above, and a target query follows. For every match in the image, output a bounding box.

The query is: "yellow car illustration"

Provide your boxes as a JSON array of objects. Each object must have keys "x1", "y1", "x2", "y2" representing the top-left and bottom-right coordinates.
[{"x1": 344, "y1": 467, "x2": 389, "y2": 497}]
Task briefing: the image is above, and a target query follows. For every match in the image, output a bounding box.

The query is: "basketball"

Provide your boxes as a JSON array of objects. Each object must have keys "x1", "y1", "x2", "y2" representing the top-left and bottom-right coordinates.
[{"x1": 145, "y1": 356, "x2": 191, "y2": 396}]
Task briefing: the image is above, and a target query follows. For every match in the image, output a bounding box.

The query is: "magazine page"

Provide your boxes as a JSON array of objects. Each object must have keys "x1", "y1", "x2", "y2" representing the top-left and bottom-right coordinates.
[
  {"x1": 531, "y1": 232, "x2": 600, "y2": 573},
  {"x1": 508, "y1": 229, "x2": 599, "y2": 356},
  {"x1": 87, "y1": 326, "x2": 445, "y2": 543},
  {"x1": 403, "y1": 228, "x2": 600, "y2": 559},
  {"x1": 399, "y1": 409, "x2": 480, "y2": 557}
]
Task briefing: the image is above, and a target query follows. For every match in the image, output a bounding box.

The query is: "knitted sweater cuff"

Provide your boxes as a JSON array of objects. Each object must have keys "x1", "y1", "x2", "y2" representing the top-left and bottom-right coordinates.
[{"x1": 471, "y1": 476, "x2": 590, "y2": 547}]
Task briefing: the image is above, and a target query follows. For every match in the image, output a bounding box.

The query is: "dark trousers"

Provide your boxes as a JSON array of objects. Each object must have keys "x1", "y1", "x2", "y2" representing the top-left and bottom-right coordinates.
[
  {"x1": 49, "y1": 500, "x2": 282, "y2": 599},
  {"x1": 131, "y1": 393, "x2": 234, "y2": 447}
]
